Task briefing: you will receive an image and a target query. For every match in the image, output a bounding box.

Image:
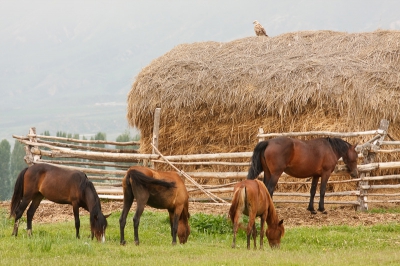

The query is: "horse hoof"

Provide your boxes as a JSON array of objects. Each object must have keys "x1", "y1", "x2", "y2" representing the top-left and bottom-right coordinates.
[
  {"x1": 134, "y1": 241, "x2": 139, "y2": 246},
  {"x1": 120, "y1": 240, "x2": 126, "y2": 246},
  {"x1": 309, "y1": 210, "x2": 317, "y2": 215}
]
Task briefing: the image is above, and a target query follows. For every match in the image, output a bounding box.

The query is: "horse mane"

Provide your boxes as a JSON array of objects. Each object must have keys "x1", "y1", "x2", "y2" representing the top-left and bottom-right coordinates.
[
  {"x1": 326, "y1": 137, "x2": 350, "y2": 157},
  {"x1": 79, "y1": 174, "x2": 103, "y2": 223}
]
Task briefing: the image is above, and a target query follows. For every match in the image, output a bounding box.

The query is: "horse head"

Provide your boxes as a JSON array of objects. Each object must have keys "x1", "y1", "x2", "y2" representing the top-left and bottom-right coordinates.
[
  {"x1": 91, "y1": 213, "x2": 110, "y2": 242},
  {"x1": 343, "y1": 143, "x2": 359, "y2": 178},
  {"x1": 266, "y1": 219, "x2": 284, "y2": 249},
  {"x1": 177, "y1": 211, "x2": 190, "y2": 244}
]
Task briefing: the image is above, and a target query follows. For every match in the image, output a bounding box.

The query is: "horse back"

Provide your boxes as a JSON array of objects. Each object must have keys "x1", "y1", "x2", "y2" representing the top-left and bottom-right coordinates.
[
  {"x1": 25, "y1": 163, "x2": 87, "y2": 204},
  {"x1": 231, "y1": 180, "x2": 269, "y2": 217},
  {"x1": 126, "y1": 166, "x2": 188, "y2": 210},
  {"x1": 266, "y1": 137, "x2": 338, "y2": 177}
]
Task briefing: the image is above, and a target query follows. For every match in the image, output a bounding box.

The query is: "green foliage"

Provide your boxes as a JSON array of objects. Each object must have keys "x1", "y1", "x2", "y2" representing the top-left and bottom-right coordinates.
[
  {"x1": 0, "y1": 139, "x2": 11, "y2": 200},
  {"x1": 190, "y1": 213, "x2": 231, "y2": 235},
  {"x1": 41, "y1": 130, "x2": 50, "y2": 136},
  {"x1": 368, "y1": 207, "x2": 400, "y2": 214},
  {"x1": 10, "y1": 140, "x2": 27, "y2": 191},
  {"x1": 1, "y1": 209, "x2": 400, "y2": 265}
]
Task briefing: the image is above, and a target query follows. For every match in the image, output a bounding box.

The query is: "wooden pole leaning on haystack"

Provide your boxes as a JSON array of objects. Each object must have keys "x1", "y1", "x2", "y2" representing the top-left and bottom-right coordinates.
[
  {"x1": 151, "y1": 143, "x2": 228, "y2": 204},
  {"x1": 150, "y1": 108, "x2": 161, "y2": 169}
]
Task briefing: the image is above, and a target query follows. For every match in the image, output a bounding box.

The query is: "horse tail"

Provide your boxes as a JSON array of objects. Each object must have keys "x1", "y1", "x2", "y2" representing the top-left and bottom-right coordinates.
[
  {"x1": 10, "y1": 167, "x2": 29, "y2": 218},
  {"x1": 247, "y1": 140, "x2": 269, "y2": 180},
  {"x1": 229, "y1": 184, "x2": 246, "y2": 224},
  {"x1": 129, "y1": 169, "x2": 176, "y2": 188}
]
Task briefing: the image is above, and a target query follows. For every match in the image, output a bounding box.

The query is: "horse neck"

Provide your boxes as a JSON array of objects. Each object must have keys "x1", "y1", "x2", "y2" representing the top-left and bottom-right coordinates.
[
  {"x1": 266, "y1": 198, "x2": 279, "y2": 228},
  {"x1": 327, "y1": 138, "x2": 348, "y2": 160},
  {"x1": 84, "y1": 186, "x2": 101, "y2": 216}
]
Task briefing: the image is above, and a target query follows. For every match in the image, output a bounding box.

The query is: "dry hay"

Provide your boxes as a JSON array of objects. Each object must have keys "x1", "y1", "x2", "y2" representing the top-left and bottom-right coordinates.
[{"x1": 127, "y1": 30, "x2": 400, "y2": 190}]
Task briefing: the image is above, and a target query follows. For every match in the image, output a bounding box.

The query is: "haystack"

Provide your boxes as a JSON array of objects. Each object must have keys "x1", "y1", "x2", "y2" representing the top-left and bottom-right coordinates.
[{"x1": 127, "y1": 30, "x2": 400, "y2": 159}]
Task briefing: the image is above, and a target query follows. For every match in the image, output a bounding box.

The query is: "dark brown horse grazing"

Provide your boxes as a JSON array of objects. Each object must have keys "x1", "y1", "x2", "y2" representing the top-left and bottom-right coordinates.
[
  {"x1": 229, "y1": 179, "x2": 284, "y2": 249},
  {"x1": 119, "y1": 166, "x2": 190, "y2": 246},
  {"x1": 10, "y1": 163, "x2": 109, "y2": 242},
  {"x1": 247, "y1": 137, "x2": 359, "y2": 214}
]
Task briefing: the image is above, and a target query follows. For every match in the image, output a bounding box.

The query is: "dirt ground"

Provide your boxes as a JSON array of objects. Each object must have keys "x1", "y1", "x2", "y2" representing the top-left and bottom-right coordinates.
[{"x1": 2, "y1": 200, "x2": 399, "y2": 228}]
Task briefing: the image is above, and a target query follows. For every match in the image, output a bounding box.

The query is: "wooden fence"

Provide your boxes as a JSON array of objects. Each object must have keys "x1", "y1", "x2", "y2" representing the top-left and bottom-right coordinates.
[{"x1": 12, "y1": 118, "x2": 400, "y2": 211}]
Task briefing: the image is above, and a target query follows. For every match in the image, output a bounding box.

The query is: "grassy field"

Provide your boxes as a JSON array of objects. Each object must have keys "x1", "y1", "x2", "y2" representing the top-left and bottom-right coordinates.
[{"x1": 1, "y1": 207, "x2": 399, "y2": 266}]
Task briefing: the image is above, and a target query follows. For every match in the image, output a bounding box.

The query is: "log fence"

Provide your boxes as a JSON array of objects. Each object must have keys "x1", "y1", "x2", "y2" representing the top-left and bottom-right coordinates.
[{"x1": 12, "y1": 118, "x2": 400, "y2": 211}]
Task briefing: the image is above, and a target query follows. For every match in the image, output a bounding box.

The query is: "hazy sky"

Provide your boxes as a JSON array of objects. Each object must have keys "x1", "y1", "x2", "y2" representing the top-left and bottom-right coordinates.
[{"x1": 1, "y1": 0, "x2": 399, "y2": 143}]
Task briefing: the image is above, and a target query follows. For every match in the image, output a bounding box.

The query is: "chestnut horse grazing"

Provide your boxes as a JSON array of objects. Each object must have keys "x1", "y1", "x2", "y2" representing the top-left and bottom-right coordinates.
[
  {"x1": 229, "y1": 179, "x2": 284, "y2": 249},
  {"x1": 119, "y1": 166, "x2": 190, "y2": 246},
  {"x1": 10, "y1": 163, "x2": 109, "y2": 242},
  {"x1": 247, "y1": 137, "x2": 359, "y2": 214}
]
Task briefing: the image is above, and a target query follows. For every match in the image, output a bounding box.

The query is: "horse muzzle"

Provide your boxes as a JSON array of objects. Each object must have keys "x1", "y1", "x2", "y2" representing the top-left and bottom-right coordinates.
[{"x1": 350, "y1": 170, "x2": 359, "y2": 179}]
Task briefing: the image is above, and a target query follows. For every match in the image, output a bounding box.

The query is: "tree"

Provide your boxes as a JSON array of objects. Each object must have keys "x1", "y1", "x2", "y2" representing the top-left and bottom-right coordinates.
[
  {"x1": 0, "y1": 139, "x2": 11, "y2": 200},
  {"x1": 91, "y1": 132, "x2": 106, "y2": 148},
  {"x1": 91, "y1": 132, "x2": 106, "y2": 170},
  {"x1": 10, "y1": 140, "x2": 27, "y2": 195}
]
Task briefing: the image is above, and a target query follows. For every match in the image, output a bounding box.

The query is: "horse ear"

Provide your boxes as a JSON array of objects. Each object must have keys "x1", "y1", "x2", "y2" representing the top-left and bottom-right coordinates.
[{"x1": 279, "y1": 219, "x2": 284, "y2": 225}]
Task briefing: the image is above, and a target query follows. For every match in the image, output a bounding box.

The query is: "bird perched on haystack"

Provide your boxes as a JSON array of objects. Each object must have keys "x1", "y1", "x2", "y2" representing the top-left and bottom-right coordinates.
[{"x1": 253, "y1": 20, "x2": 268, "y2": 37}]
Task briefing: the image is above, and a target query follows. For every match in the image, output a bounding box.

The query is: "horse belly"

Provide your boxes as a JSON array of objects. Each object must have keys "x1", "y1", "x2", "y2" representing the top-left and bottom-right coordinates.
[
  {"x1": 146, "y1": 195, "x2": 173, "y2": 209},
  {"x1": 285, "y1": 154, "x2": 325, "y2": 178},
  {"x1": 39, "y1": 186, "x2": 73, "y2": 204},
  {"x1": 284, "y1": 166, "x2": 320, "y2": 178}
]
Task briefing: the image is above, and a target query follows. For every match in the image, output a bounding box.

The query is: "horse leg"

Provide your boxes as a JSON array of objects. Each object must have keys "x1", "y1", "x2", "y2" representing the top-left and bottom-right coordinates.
[
  {"x1": 251, "y1": 223, "x2": 257, "y2": 250},
  {"x1": 266, "y1": 175, "x2": 280, "y2": 198},
  {"x1": 318, "y1": 175, "x2": 330, "y2": 214},
  {"x1": 133, "y1": 204, "x2": 145, "y2": 245},
  {"x1": 11, "y1": 197, "x2": 31, "y2": 236},
  {"x1": 231, "y1": 210, "x2": 241, "y2": 248},
  {"x1": 262, "y1": 167, "x2": 272, "y2": 195},
  {"x1": 170, "y1": 204, "x2": 184, "y2": 245},
  {"x1": 72, "y1": 204, "x2": 81, "y2": 239},
  {"x1": 168, "y1": 212, "x2": 174, "y2": 237},
  {"x1": 259, "y1": 215, "x2": 266, "y2": 250},
  {"x1": 26, "y1": 195, "x2": 44, "y2": 236},
  {"x1": 169, "y1": 212, "x2": 180, "y2": 245},
  {"x1": 119, "y1": 188, "x2": 134, "y2": 245},
  {"x1": 247, "y1": 212, "x2": 256, "y2": 250},
  {"x1": 307, "y1": 176, "x2": 319, "y2": 214}
]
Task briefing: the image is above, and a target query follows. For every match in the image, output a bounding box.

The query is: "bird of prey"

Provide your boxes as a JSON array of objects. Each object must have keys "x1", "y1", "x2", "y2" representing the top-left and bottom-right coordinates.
[{"x1": 253, "y1": 20, "x2": 268, "y2": 37}]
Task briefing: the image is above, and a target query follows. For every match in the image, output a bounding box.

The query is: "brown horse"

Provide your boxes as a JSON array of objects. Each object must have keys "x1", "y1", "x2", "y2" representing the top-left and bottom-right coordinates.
[
  {"x1": 10, "y1": 163, "x2": 109, "y2": 242},
  {"x1": 247, "y1": 137, "x2": 359, "y2": 214},
  {"x1": 119, "y1": 166, "x2": 190, "y2": 246},
  {"x1": 229, "y1": 179, "x2": 284, "y2": 249}
]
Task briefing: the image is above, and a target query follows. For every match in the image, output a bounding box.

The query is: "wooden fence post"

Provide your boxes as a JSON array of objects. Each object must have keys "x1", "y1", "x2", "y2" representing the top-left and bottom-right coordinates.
[
  {"x1": 357, "y1": 119, "x2": 389, "y2": 211},
  {"x1": 24, "y1": 127, "x2": 41, "y2": 166},
  {"x1": 151, "y1": 108, "x2": 161, "y2": 169},
  {"x1": 258, "y1": 127, "x2": 264, "y2": 142}
]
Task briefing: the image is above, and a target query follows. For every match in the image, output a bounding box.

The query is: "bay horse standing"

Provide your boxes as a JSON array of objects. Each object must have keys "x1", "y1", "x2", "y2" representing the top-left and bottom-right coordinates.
[
  {"x1": 229, "y1": 179, "x2": 284, "y2": 249},
  {"x1": 10, "y1": 163, "x2": 109, "y2": 242},
  {"x1": 119, "y1": 166, "x2": 190, "y2": 246},
  {"x1": 247, "y1": 137, "x2": 358, "y2": 214}
]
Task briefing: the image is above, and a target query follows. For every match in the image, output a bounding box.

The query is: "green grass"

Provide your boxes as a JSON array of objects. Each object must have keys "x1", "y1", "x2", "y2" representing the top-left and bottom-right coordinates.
[{"x1": 1, "y1": 207, "x2": 400, "y2": 266}]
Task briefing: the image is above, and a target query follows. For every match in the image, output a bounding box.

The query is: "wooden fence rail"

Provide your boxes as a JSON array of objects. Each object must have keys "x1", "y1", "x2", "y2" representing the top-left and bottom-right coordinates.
[{"x1": 13, "y1": 118, "x2": 400, "y2": 210}]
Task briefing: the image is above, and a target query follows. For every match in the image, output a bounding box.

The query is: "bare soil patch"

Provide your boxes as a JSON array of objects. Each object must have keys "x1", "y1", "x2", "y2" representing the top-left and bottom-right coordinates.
[{"x1": 2, "y1": 200, "x2": 399, "y2": 228}]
